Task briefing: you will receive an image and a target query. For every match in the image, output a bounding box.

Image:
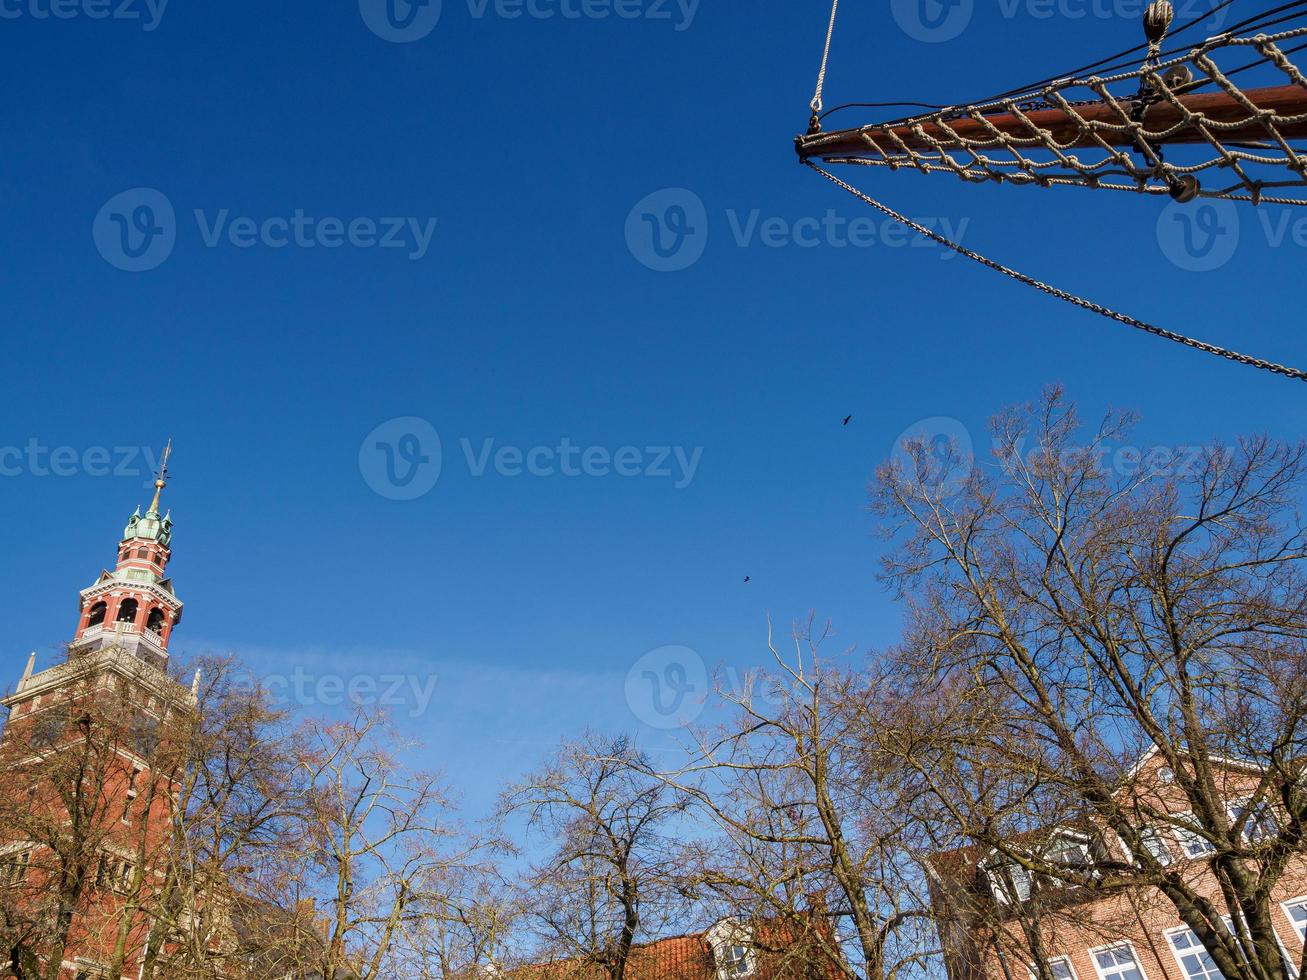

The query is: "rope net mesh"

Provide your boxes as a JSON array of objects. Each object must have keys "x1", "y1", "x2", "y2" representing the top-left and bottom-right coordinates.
[{"x1": 798, "y1": 19, "x2": 1307, "y2": 205}]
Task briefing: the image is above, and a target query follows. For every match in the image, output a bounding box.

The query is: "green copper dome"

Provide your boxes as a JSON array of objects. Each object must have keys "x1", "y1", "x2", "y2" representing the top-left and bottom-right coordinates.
[{"x1": 124, "y1": 505, "x2": 173, "y2": 547}]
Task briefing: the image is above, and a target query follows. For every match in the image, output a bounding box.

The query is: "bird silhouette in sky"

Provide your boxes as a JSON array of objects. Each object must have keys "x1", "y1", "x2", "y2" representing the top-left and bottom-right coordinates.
[
  {"x1": 842, "y1": 415, "x2": 853, "y2": 426},
  {"x1": 744, "y1": 576, "x2": 751, "y2": 583}
]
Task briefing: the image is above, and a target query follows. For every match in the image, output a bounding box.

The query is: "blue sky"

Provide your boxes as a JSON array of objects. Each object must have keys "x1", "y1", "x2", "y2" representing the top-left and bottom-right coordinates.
[{"x1": 2, "y1": 0, "x2": 1305, "y2": 822}]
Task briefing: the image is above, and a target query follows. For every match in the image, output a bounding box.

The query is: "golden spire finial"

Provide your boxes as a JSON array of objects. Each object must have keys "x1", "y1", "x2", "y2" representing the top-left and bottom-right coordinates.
[{"x1": 148, "y1": 439, "x2": 172, "y2": 514}]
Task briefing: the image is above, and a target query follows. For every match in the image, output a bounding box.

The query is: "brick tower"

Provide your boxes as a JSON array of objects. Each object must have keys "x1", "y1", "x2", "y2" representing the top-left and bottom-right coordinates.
[{"x1": 0, "y1": 444, "x2": 199, "y2": 980}]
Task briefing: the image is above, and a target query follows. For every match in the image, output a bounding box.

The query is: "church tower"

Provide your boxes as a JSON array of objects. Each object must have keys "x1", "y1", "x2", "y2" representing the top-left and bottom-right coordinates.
[
  {"x1": 0, "y1": 444, "x2": 199, "y2": 980},
  {"x1": 69, "y1": 442, "x2": 183, "y2": 671}
]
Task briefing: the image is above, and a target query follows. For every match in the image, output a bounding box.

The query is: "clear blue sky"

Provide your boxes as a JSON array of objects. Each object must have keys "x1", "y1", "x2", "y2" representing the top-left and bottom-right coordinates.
[{"x1": 2, "y1": 0, "x2": 1304, "y2": 821}]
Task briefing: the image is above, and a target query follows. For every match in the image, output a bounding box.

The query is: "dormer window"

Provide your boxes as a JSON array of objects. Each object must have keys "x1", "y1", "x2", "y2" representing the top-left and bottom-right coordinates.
[
  {"x1": 707, "y1": 919, "x2": 756, "y2": 980},
  {"x1": 984, "y1": 858, "x2": 1033, "y2": 904},
  {"x1": 721, "y1": 946, "x2": 752, "y2": 978},
  {"x1": 1044, "y1": 832, "x2": 1094, "y2": 874}
]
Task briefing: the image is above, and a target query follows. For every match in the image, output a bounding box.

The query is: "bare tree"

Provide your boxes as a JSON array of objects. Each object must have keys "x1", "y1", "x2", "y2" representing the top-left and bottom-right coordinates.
[
  {"x1": 266, "y1": 705, "x2": 464, "y2": 980},
  {"x1": 499, "y1": 733, "x2": 692, "y2": 980},
  {"x1": 135, "y1": 655, "x2": 298, "y2": 980},
  {"x1": 873, "y1": 386, "x2": 1307, "y2": 980},
  {"x1": 659, "y1": 618, "x2": 938, "y2": 980}
]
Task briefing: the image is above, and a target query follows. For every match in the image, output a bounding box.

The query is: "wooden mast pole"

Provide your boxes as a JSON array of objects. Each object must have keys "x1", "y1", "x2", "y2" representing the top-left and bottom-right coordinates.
[{"x1": 796, "y1": 84, "x2": 1307, "y2": 160}]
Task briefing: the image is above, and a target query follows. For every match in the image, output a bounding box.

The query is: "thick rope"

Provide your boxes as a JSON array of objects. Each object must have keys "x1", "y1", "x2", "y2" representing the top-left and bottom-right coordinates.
[
  {"x1": 805, "y1": 161, "x2": 1307, "y2": 383},
  {"x1": 810, "y1": 0, "x2": 840, "y2": 115},
  {"x1": 798, "y1": 22, "x2": 1307, "y2": 205}
]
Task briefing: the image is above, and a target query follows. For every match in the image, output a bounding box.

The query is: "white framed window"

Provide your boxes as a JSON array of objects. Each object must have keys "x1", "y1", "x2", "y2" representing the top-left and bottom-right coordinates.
[
  {"x1": 1167, "y1": 928, "x2": 1226, "y2": 980},
  {"x1": 1282, "y1": 898, "x2": 1307, "y2": 942},
  {"x1": 1030, "y1": 956, "x2": 1078, "y2": 980},
  {"x1": 1173, "y1": 815, "x2": 1218, "y2": 859},
  {"x1": 707, "y1": 919, "x2": 756, "y2": 980},
  {"x1": 0, "y1": 848, "x2": 30, "y2": 888},
  {"x1": 1140, "y1": 827, "x2": 1175, "y2": 866},
  {"x1": 1123, "y1": 827, "x2": 1175, "y2": 867},
  {"x1": 1091, "y1": 944, "x2": 1147, "y2": 980},
  {"x1": 95, "y1": 852, "x2": 135, "y2": 895},
  {"x1": 720, "y1": 945, "x2": 752, "y2": 978},
  {"x1": 1045, "y1": 833, "x2": 1095, "y2": 874},
  {"x1": 1227, "y1": 798, "x2": 1278, "y2": 843},
  {"x1": 985, "y1": 859, "x2": 1033, "y2": 904}
]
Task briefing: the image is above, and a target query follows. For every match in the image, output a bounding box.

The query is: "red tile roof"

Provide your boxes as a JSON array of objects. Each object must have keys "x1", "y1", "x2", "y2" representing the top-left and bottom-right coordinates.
[{"x1": 515, "y1": 933, "x2": 716, "y2": 980}]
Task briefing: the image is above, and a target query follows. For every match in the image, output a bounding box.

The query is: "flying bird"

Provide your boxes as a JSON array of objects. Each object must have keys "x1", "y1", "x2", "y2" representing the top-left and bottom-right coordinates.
[
  {"x1": 744, "y1": 576, "x2": 751, "y2": 583},
  {"x1": 842, "y1": 415, "x2": 853, "y2": 426}
]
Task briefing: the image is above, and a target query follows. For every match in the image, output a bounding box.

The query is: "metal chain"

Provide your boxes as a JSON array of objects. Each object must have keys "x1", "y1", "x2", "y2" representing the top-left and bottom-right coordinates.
[
  {"x1": 805, "y1": 161, "x2": 1307, "y2": 383},
  {"x1": 810, "y1": 0, "x2": 840, "y2": 115}
]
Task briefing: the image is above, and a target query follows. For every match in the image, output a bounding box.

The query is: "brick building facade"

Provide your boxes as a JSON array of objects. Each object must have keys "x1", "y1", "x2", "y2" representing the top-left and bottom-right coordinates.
[
  {"x1": 932, "y1": 748, "x2": 1307, "y2": 980},
  {"x1": 0, "y1": 454, "x2": 198, "y2": 979}
]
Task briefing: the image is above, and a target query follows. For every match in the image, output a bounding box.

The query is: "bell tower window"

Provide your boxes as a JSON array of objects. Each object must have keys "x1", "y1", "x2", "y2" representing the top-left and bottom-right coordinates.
[
  {"x1": 87, "y1": 602, "x2": 107, "y2": 628},
  {"x1": 115, "y1": 599, "x2": 139, "y2": 624},
  {"x1": 146, "y1": 608, "x2": 166, "y2": 635}
]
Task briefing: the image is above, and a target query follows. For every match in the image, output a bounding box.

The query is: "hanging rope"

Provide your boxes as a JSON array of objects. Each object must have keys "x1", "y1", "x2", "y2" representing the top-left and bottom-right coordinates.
[
  {"x1": 810, "y1": 0, "x2": 840, "y2": 120},
  {"x1": 804, "y1": 161, "x2": 1307, "y2": 383}
]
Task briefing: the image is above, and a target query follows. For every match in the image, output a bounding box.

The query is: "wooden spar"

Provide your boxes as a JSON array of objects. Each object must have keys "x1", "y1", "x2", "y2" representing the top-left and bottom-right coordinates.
[{"x1": 796, "y1": 84, "x2": 1307, "y2": 160}]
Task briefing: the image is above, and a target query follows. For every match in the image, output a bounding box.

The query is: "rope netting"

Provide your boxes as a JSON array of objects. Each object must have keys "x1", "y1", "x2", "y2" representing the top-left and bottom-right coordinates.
[
  {"x1": 797, "y1": 5, "x2": 1307, "y2": 205},
  {"x1": 795, "y1": 1, "x2": 1307, "y2": 381}
]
